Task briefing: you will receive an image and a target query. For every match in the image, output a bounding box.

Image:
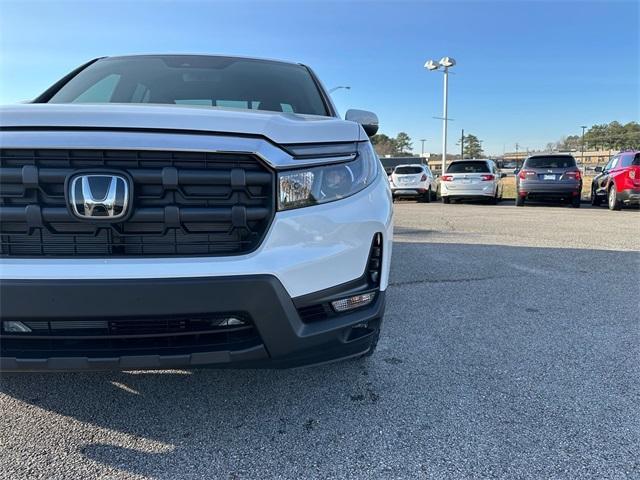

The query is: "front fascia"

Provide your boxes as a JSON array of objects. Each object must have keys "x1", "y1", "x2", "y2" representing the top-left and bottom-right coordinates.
[{"x1": 0, "y1": 130, "x2": 393, "y2": 298}]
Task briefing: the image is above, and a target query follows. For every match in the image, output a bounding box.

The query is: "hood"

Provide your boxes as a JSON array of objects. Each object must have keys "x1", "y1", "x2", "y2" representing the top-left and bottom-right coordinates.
[{"x1": 0, "y1": 103, "x2": 364, "y2": 145}]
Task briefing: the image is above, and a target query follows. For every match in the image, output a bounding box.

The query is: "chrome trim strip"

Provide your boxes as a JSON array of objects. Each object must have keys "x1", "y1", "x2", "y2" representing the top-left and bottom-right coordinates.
[{"x1": 0, "y1": 130, "x2": 356, "y2": 169}]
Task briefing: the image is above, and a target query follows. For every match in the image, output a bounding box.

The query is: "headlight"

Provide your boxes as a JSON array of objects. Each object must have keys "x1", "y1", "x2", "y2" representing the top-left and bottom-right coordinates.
[{"x1": 278, "y1": 141, "x2": 379, "y2": 211}]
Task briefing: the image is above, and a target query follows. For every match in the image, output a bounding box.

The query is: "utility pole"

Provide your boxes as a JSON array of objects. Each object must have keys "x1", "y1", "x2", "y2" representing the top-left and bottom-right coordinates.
[
  {"x1": 460, "y1": 129, "x2": 464, "y2": 159},
  {"x1": 580, "y1": 125, "x2": 587, "y2": 172},
  {"x1": 420, "y1": 139, "x2": 426, "y2": 156},
  {"x1": 515, "y1": 143, "x2": 520, "y2": 168}
]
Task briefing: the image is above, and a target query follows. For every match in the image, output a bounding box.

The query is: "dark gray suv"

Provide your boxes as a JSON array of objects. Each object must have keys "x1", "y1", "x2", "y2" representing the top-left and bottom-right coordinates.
[{"x1": 515, "y1": 154, "x2": 582, "y2": 207}]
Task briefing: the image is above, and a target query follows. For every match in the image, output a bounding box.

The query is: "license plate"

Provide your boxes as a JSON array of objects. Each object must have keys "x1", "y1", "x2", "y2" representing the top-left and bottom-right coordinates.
[
  {"x1": 543, "y1": 174, "x2": 556, "y2": 180},
  {"x1": 462, "y1": 179, "x2": 471, "y2": 184}
]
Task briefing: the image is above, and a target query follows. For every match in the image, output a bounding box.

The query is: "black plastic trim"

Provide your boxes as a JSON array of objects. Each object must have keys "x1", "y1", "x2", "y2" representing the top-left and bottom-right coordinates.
[{"x1": 0, "y1": 275, "x2": 385, "y2": 370}]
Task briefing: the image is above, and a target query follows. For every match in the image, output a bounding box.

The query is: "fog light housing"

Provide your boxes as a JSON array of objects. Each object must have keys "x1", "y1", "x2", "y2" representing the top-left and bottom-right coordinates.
[
  {"x1": 2, "y1": 321, "x2": 32, "y2": 333},
  {"x1": 331, "y1": 292, "x2": 376, "y2": 313},
  {"x1": 217, "y1": 317, "x2": 246, "y2": 327}
]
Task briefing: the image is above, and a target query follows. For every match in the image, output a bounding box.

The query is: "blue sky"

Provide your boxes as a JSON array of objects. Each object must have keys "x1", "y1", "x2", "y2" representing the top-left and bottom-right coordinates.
[{"x1": 0, "y1": 0, "x2": 637, "y2": 155}]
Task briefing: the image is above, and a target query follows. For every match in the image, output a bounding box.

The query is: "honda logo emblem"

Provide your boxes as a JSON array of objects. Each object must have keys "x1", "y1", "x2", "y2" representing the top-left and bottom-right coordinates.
[{"x1": 68, "y1": 173, "x2": 131, "y2": 220}]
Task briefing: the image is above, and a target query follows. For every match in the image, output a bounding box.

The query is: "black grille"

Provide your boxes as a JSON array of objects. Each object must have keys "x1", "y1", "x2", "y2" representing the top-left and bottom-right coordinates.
[
  {"x1": 0, "y1": 148, "x2": 275, "y2": 257},
  {"x1": 0, "y1": 314, "x2": 260, "y2": 357}
]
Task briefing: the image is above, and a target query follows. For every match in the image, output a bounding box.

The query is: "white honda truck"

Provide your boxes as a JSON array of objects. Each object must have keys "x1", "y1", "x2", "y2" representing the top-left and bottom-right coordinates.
[{"x1": 0, "y1": 55, "x2": 393, "y2": 370}]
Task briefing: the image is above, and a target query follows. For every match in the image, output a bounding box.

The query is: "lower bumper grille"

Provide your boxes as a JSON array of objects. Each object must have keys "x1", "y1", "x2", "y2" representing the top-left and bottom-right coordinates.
[
  {"x1": 0, "y1": 148, "x2": 275, "y2": 257},
  {"x1": 0, "y1": 314, "x2": 261, "y2": 358}
]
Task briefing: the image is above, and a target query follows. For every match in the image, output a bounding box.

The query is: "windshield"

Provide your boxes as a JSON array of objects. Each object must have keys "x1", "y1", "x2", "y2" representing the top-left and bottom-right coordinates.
[
  {"x1": 524, "y1": 156, "x2": 576, "y2": 169},
  {"x1": 45, "y1": 55, "x2": 330, "y2": 116},
  {"x1": 394, "y1": 166, "x2": 423, "y2": 174},
  {"x1": 446, "y1": 161, "x2": 489, "y2": 173}
]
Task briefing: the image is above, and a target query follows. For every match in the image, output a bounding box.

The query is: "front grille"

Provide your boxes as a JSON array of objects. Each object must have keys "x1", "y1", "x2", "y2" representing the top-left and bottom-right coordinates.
[
  {"x1": 0, "y1": 314, "x2": 261, "y2": 357},
  {"x1": 0, "y1": 148, "x2": 275, "y2": 257}
]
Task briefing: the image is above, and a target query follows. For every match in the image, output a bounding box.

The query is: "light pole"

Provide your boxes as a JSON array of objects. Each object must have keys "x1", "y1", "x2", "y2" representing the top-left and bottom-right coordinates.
[
  {"x1": 329, "y1": 86, "x2": 351, "y2": 94},
  {"x1": 420, "y1": 139, "x2": 426, "y2": 156},
  {"x1": 580, "y1": 125, "x2": 587, "y2": 171},
  {"x1": 425, "y1": 57, "x2": 456, "y2": 175}
]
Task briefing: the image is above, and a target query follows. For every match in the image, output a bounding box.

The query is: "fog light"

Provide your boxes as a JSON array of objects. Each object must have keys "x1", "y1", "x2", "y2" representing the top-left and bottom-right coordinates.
[
  {"x1": 331, "y1": 292, "x2": 376, "y2": 313},
  {"x1": 2, "y1": 321, "x2": 32, "y2": 333},
  {"x1": 217, "y1": 317, "x2": 246, "y2": 327}
]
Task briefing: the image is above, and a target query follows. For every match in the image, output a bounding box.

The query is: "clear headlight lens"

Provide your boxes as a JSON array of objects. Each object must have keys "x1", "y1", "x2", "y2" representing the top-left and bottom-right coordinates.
[{"x1": 278, "y1": 141, "x2": 379, "y2": 211}]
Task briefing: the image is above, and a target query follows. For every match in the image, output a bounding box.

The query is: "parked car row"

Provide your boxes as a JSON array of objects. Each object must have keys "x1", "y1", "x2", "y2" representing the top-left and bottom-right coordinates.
[
  {"x1": 390, "y1": 151, "x2": 640, "y2": 211},
  {"x1": 390, "y1": 159, "x2": 505, "y2": 204}
]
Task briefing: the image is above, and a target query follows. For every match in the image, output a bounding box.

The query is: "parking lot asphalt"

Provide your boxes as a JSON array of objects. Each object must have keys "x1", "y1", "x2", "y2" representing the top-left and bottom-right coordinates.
[{"x1": 1, "y1": 202, "x2": 639, "y2": 480}]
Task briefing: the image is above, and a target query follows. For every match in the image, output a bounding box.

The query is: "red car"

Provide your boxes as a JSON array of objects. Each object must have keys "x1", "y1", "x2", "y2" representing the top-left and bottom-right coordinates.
[{"x1": 591, "y1": 151, "x2": 640, "y2": 210}]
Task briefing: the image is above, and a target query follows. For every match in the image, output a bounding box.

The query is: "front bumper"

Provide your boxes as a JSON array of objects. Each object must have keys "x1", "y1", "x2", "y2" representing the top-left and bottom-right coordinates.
[{"x1": 0, "y1": 275, "x2": 385, "y2": 371}]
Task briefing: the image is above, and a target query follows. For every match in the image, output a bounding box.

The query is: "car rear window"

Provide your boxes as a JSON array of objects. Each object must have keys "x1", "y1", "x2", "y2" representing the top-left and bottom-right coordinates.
[
  {"x1": 446, "y1": 161, "x2": 489, "y2": 173},
  {"x1": 524, "y1": 156, "x2": 576, "y2": 169},
  {"x1": 394, "y1": 166, "x2": 423, "y2": 174}
]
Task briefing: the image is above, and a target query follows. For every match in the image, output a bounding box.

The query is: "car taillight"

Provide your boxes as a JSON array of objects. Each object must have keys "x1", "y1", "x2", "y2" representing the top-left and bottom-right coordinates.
[
  {"x1": 481, "y1": 174, "x2": 495, "y2": 181},
  {"x1": 518, "y1": 170, "x2": 535, "y2": 179},
  {"x1": 420, "y1": 174, "x2": 428, "y2": 181},
  {"x1": 565, "y1": 170, "x2": 581, "y2": 180},
  {"x1": 441, "y1": 175, "x2": 453, "y2": 182},
  {"x1": 630, "y1": 169, "x2": 636, "y2": 180}
]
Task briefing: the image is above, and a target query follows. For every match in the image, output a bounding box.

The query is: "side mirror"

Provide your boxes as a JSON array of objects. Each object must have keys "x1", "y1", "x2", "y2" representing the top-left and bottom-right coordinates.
[
  {"x1": 345, "y1": 109, "x2": 379, "y2": 137},
  {"x1": 500, "y1": 173, "x2": 507, "y2": 178},
  {"x1": 594, "y1": 166, "x2": 602, "y2": 173}
]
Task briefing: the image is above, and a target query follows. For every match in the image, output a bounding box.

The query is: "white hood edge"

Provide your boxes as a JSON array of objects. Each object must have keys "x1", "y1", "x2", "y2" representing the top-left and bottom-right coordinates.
[{"x1": 0, "y1": 103, "x2": 365, "y2": 145}]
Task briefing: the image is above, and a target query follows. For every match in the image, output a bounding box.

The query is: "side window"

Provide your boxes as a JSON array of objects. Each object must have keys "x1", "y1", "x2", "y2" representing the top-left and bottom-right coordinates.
[
  {"x1": 610, "y1": 156, "x2": 620, "y2": 170},
  {"x1": 71, "y1": 74, "x2": 120, "y2": 103},
  {"x1": 619, "y1": 154, "x2": 632, "y2": 168},
  {"x1": 604, "y1": 157, "x2": 615, "y2": 171}
]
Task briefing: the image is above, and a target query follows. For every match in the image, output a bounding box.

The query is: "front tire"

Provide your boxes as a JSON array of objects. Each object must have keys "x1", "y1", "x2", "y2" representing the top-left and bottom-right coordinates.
[
  {"x1": 591, "y1": 186, "x2": 601, "y2": 206},
  {"x1": 608, "y1": 185, "x2": 621, "y2": 210}
]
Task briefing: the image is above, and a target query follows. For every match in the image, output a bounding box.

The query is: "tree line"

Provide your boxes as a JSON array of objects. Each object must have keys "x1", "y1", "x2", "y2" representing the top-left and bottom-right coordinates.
[
  {"x1": 550, "y1": 121, "x2": 639, "y2": 151},
  {"x1": 370, "y1": 132, "x2": 413, "y2": 156},
  {"x1": 371, "y1": 131, "x2": 485, "y2": 158}
]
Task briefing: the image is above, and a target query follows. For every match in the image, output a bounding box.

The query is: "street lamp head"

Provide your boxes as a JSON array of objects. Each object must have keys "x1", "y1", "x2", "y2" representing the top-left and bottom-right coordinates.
[
  {"x1": 424, "y1": 59, "x2": 440, "y2": 71},
  {"x1": 439, "y1": 57, "x2": 456, "y2": 68}
]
